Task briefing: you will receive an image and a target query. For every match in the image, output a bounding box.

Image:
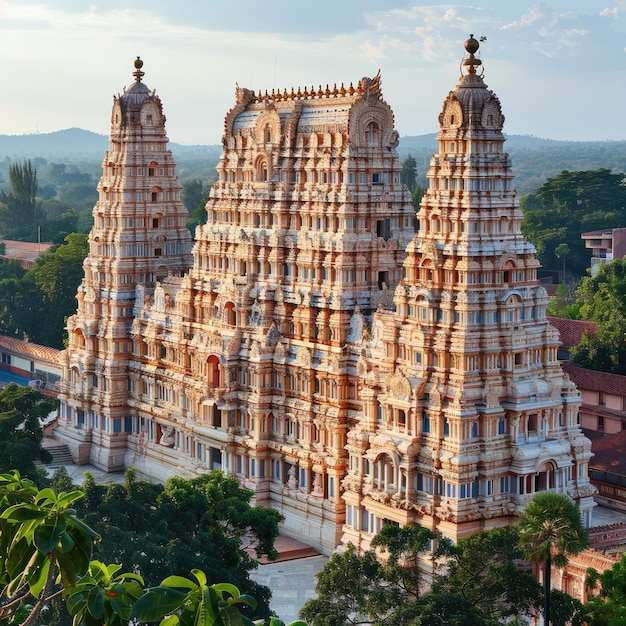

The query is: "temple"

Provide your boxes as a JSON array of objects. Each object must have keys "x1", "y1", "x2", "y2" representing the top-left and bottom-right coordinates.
[{"x1": 56, "y1": 38, "x2": 595, "y2": 554}]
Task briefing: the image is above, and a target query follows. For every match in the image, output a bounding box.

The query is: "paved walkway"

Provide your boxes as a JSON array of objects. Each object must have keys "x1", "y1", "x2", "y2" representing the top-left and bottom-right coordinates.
[{"x1": 249, "y1": 554, "x2": 328, "y2": 624}]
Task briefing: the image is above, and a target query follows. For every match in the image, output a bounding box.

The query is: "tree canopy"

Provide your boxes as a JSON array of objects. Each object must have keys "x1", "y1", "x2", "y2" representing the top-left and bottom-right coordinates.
[
  {"x1": 0, "y1": 470, "x2": 302, "y2": 626},
  {"x1": 0, "y1": 383, "x2": 56, "y2": 483},
  {"x1": 75, "y1": 469, "x2": 284, "y2": 621},
  {"x1": 517, "y1": 492, "x2": 588, "y2": 626},
  {"x1": 520, "y1": 169, "x2": 626, "y2": 278},
  {"x1": 570, "y1": 258, "x2": 626, "y2": 374},
  {"x1": 0, "y1": 160, "x2": 46, "y2": 241},
  {"x1": 0, "y1": 232, "x2": 88, "y2": 348}
]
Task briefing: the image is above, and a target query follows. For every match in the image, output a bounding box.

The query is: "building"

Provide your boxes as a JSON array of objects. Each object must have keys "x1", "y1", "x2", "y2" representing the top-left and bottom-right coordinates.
[
  {"x1": 55, "y1": 39, "x2": 595, "y2": 554},
  {"x1": 340, "y1": 37, "x2": 595, "y2": 547},
  {"x1": 582, "y1": 227, "x2": 626, "y2": 276},
  {"x1": 1, "y1": 239, "x2": 54, "y2": 269},
  {"x1": 547, "y1": 316, "x2": 598, "y2": 360}
]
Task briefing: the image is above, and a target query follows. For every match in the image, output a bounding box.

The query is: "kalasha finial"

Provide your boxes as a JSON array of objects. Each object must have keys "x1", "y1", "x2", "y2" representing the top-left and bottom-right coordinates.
[
  {"x1": 462, "y1": 34, "x2": 482, "y2": 75},
  {"x1": 133, "y1": 56, "x2": 145, "y2": 82}
]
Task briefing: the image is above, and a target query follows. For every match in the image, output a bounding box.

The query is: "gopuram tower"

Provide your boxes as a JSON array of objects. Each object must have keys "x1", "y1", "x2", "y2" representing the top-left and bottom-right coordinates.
[
  {"x1": 56, "y1": 61, "x2": 415, "y2": 553},
  {"x1": 341, "y1": 37, "x2": 595, "y2": 548},
  {"x1": 57, "y1": 59, "x2": 193, "y2": 469}
]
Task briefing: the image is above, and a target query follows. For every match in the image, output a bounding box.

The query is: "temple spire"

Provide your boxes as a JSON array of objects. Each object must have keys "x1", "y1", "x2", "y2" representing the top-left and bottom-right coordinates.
[
  {"x1": 462, "y1": 34, "x2": 483, "y2": 76},
  {"x1": 133, "y1": 56, "x2": 145, "y2": 83}
]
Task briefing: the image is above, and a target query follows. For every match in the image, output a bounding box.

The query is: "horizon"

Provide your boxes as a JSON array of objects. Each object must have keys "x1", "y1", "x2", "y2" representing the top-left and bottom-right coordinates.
[
  {"x1": 0, "y1": 1, "x2": 624, "y2": 145},
  {"x1": 2, "y1": 127, "x2": 626, "y2": 149}
]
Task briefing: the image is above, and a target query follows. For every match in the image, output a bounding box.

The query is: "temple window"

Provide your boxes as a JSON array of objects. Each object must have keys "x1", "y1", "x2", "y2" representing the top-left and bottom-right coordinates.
[{"x1": 365, "y1": 122, "x2": 380, "y2": 146}]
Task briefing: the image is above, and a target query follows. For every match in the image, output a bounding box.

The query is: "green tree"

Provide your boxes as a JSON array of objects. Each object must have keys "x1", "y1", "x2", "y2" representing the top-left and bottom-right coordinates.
[
  {"x1": 182, "y1": 179, "x2": 205, "y2": 212},
  {"x1": 0, "y1": 383, "x2": 56, "y2": 483},
  {"x1": 27, "y1": 232, "x2": 88, "y2": 347},
  {"x1": 0, "y1": 472, "x2": 303, "y2": 626},
  {"x1": 0, "y1": 471, "x2": 99, "y2": 625},
  {"x1": 586, "y1": 552, "x2": 626, "y2": 625},
  {"x1": 0, "y1": 160, "x2": 46, "y2": 240},
  {"x1": 433, "y1": 527, "x2": 542, "y2": 625},
  {"x1": 555, "y1": 243, "x2": 570, "y2": 282},
  {"x1": 546, "y1": 283, "x2": 582, "y2": 319},
  {"x1": 300, "y1": 525, "x2": 435, "y2": 626},
  {"x1": 412, "y1": 185, "x2": 425, "y2": 212},
  {"x1": 520, "y1": 169, "x2": 626, "y2": 277},
  {"x1": 570, "y1": 258, "x2": 626, "y2": 374},
  {"x1": 517, "y1": 492, "x2": 588, "y2": 626},
  {"x1": 401, "y1": 155, "x2": 417, "y2": 192},
  {"x1": 77, "y1": 469, "x2": 283, "y2": 621}
]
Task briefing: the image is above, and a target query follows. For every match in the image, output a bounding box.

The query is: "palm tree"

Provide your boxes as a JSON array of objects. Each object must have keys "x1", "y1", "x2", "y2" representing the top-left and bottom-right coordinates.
[{"x1": 517, "y1": 492, "x2": 588, "y2": 626}]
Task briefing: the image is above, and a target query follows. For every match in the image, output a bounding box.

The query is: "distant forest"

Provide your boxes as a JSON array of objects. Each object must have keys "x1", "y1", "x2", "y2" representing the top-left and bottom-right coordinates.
[{"x1": 1, "y1": 128, "x2": 625, "y2": 196}]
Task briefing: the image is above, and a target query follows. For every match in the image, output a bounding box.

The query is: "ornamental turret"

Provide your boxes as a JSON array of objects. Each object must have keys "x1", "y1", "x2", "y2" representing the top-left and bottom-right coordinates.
[
  {"x1": 342, "y1": 37, "x2": 595, "y2": 549},
  {"x1": 58, "y1": 59, "x2": 192, "y2": 469}
]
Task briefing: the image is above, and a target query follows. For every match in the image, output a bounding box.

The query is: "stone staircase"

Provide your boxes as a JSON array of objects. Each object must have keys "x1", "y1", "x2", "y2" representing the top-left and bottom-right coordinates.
[{"x1": 41, "y1": 440, "x2": 73, "y2": 466}]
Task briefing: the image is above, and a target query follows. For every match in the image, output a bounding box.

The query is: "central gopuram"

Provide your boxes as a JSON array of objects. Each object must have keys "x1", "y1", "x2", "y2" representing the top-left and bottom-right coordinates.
[
  {"x1": 56, "y1": 39, "x2": 595, "y2": 555},
  {"x1": 58, "y1": 60, "x2": 415, "y2": 553},
  {"x1": 341, "y1": 37, "x2": 595, "y2": 548}
]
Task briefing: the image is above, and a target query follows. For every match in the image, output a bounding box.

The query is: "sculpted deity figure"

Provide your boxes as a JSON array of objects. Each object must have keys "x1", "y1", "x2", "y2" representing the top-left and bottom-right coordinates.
[{"x1": 159, "y1": 425, "x2": 175, "y2": 448}]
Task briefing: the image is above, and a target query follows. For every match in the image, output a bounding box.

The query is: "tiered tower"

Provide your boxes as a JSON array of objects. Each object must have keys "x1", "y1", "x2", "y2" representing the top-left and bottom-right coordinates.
[
  {"x1": 55, "y1": 42, "x2": 595, "y2": 555},
  {"x1": 57, "y1": 64, "x2": 414, "y2": 553},
  {"x1": 57, "y1": 59, "x2": 193, "y2": 468},
  {"x1": 341, "y1": 37, "x2": 595, "y2": 548}
]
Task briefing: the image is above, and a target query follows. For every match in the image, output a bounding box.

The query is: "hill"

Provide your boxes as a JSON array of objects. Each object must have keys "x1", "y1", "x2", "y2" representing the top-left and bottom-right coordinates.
[{"x1": 1, "y1": 128, "x2": 625, "y2": 195}]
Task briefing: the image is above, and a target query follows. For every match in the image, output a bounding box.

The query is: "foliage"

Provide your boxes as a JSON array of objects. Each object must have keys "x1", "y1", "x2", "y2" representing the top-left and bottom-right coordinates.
[
  {"x1": 546, "y1": 283, "x2": 582, "y2": 319},
  {"x1": 0, "y1": 471, "x2": 99, "y2": 625},
  {"x1": 570, "y1": 258, "x2": 626, "y2": 374},
  {"x1": 433, "y1": 527, "x2": 542, "y2": 624},
  {"x1": 520, "y1": 169, "x2": 626, "y2": 277},
  {"x1": 0, "y1": 159, "x2": 46, "y2": 240},
  {"x1": 0, "y1": 383, "x2": 57, "y2": 482},
  {"x1": 0, "y1": 232, "x2": 88, "y2": 348},
  {"x1": 299, "y1": 542, "x2": 397, "y2": 625},
  {"x1": 549, "y1": 589, "x2": 588, "y2": 626},
  {"x1": 64, "y1": 561, "x2": 145, "y2": 626},
  {"x1": 76, "y1": 469, "x2": 283, "y2": 621},
  {"x1": 401, "y1": 155, "x2": 417, "y2": 193},
  {"x1": 300, "y1": 525, "x2": 435, "y2": 626},
  {"x1": 517, "y1": 492, "x2": 588, "y2": 626},
  {"x1": 412, "y1": 186, "x2": 425, "y2": 212},
  {"x1": 0, "y1": 471, "x2": 303, "y2": 626},
  {"x1": 133, "y1": 569, "x2": 306, "y2": 626},
  {"x1": 586, "y1": 553, "x2": 626, "y2": 625}
]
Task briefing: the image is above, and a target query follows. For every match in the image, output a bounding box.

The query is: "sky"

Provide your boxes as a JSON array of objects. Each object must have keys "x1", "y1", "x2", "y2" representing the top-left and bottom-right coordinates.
[{"x1": 0, "y1": 1, "x2": 625, "y2": 145}]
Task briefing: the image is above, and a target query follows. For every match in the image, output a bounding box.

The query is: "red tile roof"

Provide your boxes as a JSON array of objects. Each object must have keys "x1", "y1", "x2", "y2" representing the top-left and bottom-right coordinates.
[
  {"x1": 584, "y1": 428, "x2": 626, "y2": 475},
  {"x1": 0, "y1": 335, "x2": 60, "y2": 364},
  {"x1": 548, "y1": 316, "x2": 599, "y2": 349},
  {"x1": 562, "y1": 362, "x2": 626, "y2": 396}
]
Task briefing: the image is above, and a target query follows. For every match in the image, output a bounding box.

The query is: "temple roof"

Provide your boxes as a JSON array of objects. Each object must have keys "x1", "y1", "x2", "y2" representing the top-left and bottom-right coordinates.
[{"x1": 119, "y1": 57, "x2": 153, "y2": 114}]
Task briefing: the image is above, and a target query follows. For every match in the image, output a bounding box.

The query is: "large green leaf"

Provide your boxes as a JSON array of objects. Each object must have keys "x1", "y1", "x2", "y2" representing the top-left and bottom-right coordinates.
[
  {"x1": 160, "y1": 574, "x2": 199, "y2": 590},
  {"x1": 131, "y1": 586, "x2": 188, "y2": 622},
  {"x1": 34, "y1": 516, "x2": 68, "y2": 553},
  {"x1": 87, "y1": 585, "x2": 105, "y2": 618},
  {"x1": 28, "y1": 552, "x2": 51, "y2": 598},
  {"x1": 0, "y1": 503, "x2": 48, "y2": 521}
]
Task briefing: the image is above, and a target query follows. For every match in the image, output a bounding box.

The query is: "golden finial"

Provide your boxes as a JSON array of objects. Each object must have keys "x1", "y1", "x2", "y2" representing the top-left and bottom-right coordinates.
[
  {"x1": 132, "y1": 56, "x2": 145, "y2": 82},
  {"x1": 339, "y1": 83, "x2": 346, "y2": 96},
  {"x1": 462, "y1": 34, "x2": 483, "y2": 75}
]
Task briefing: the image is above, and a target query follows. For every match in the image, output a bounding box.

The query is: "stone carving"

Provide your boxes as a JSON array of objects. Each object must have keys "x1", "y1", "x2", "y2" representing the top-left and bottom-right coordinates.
[
  {"x1": 286, "y1": 465, "x2": 297, "y2": 490},
  {"x1": 347, "y1": 306, "x2": 364, "y2": 343},
  {"x1": 159, "y1": 426, "x2": 175, "y2": 448},
  {"x1": 387, "y1": 371, "x2": 411, "y2": 401}
]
